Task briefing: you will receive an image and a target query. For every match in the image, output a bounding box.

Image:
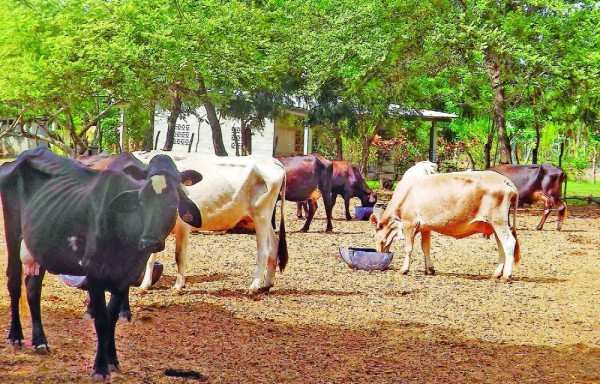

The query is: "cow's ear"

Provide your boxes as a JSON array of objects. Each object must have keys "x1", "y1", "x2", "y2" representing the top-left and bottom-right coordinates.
[
  {"x1": 180, "y1": 170, "x2": 203, "y2": 186},
  {"x1": 369, "y1": 214, "x2": 379, "y2": 227},
  {"x1": 122, "y1": 165, "x2": 147, "y2": 181},
  {"x1": 109, "y1": 190, "x2": 140, "y2": 213},
  {"x1": 178, "y1": 190, "x2": 202, "y2": 228},
  {"x1": 385, "y1": 229, "x2": 397, "y2": 248}
]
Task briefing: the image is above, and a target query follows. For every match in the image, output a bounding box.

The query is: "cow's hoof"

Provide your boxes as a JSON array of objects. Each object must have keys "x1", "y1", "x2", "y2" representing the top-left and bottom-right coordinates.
[
  {"x1": 119, "y1": 311, "x2": 131, "y2": 323},
  {"x1": 108, "y1": 363, "x2": 121, "y2": 372},
  {"x1": 258, "y1": 285, "x2": 273, "y2": 294},
  {"x1": 35, "y1": 344, "x2": 49, "y2": 355},
  {"x1": 83, "y1": 311, "x2": 94, "y2": 321},
  {"x1": 425, "y1": 267, "x2": 436, "y2": 276},
  {"x1": 137, "y1": 287, "x2": 149, "y2": 295},
  {"x1": 299, "y1": 228, "x2": 309, "y2": 233},
  {"x1": 401, "y1": 270, "x2": 409, "y2": 275},
  {"x1": 91, "y1": 372, "x2": 110, "y2": 383},
  {"x1": 500, "y1": 276, "x2": 512, "y2": 283},
  {"x1": 535, "y1": 225, "x2": 543, "y2": 230},
  {"x1": 10, "y1": 340, "x2": 25, "y2": 351}
]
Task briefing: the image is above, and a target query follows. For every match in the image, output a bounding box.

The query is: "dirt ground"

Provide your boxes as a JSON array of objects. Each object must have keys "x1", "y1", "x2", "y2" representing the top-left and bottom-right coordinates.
[{"x1": 1, "y1": 200, "x2": 599, "y2": 383}]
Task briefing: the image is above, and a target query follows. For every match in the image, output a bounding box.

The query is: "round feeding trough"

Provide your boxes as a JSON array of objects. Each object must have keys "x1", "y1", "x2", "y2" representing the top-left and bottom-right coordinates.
[
  {"x1": 57, "y1": 262, "x2": 164, "y2": 290},
  {"x1": 339, "y1": 247, "x2": 394, "y2": 271},
  {"x1": 354, "y1": 206, "x2": 374, "y2": 221}
]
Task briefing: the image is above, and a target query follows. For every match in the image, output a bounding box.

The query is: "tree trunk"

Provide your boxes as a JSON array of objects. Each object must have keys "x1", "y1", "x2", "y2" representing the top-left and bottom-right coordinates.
[
  {"x1": 241, "y1": 118, "x2": 252, "y2": 155},
  {"x1": 532, "y1": 88, "x2": 540, "y2": 164},
  {"x1": 333, "y1": 123, "x2": 343, "y2": 160},
  {"x1": 359, "y1": 120, "x2": 378, "y2": 176},
  {"x1": 484, "y1": 49, "x2": 512, "y2": 164},
  {"x1": 144, "y1": 104, "x2": 155, "y2": 151},
  {"x1": 162, "y1": 86, "x2": 181, "y2": 151},
  {"x1": 484, "y1": 119, "x2": 494, "y2": 169},
  {"x1": 196, "y1": 75, "x2": 228, "y2": 156},
  {"x1": 558, "y1": 138, "x2": 565, "y2": 168}
]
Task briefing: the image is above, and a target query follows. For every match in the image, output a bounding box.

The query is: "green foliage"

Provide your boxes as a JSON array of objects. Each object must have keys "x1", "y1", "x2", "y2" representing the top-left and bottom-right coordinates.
[{"x1": 0, "y1": 0, "x2": 596, "y2": 164}]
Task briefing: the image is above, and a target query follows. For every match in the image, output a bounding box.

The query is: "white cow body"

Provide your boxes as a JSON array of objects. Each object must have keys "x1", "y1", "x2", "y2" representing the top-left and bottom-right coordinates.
[
  {"x1": 134, "y1": 151, "x2": 288, "y2": 294},
  {"x1": 402, "y1": 160, "x2": 438, "y2": 179}
]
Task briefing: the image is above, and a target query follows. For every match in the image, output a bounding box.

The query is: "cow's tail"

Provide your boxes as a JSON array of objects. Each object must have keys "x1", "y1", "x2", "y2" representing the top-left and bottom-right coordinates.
[
  {"x1": 277, "y1": 170, "x2": 289, "y2": 273},
  {"x1": 512, "y1": 192, "x2": 521, "y2": 265}
]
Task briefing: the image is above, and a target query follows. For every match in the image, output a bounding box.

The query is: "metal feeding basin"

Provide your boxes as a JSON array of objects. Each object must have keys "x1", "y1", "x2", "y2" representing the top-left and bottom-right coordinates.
[
  {"x1": 354, "y1": 206, "x2": 374, "y2": 220},
  {"x1": 339, "y1": 247, "x2": 394, "y2": 271}
]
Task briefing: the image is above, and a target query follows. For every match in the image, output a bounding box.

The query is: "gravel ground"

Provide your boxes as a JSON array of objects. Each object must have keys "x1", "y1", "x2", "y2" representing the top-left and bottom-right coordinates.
[{"x1": 1, "y1": 200, "x2": 599, "y2": 383}]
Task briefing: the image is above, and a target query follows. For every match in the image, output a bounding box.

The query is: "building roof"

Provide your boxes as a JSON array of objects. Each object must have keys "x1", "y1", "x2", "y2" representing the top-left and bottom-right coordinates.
[
  {"x1": 284, "y1": 98, "x2": 458, "y2": 122},
  {"x1": 387, "y1": 104, "x2": 458, "y2": 122}
]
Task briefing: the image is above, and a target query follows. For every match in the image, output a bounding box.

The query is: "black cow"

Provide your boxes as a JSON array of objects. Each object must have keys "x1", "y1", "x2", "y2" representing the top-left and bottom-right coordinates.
[{"x1": 1, "y1": 147, "x2": 202, "y2": 382}]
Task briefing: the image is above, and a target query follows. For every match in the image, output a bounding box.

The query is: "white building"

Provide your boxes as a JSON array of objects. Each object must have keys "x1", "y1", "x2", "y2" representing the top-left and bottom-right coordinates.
[{"x1": 152, "y1": 107, "x2": 307, "y2": 157}]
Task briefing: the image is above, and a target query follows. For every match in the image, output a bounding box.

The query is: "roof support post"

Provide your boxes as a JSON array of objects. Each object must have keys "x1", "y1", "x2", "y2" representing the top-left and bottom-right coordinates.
[
  {"x1": 303, "y1": 125, "x2": 312, "y2": 154},
  {"x1": 429, "y1": 120, "x2": 438, "y2": 163}
]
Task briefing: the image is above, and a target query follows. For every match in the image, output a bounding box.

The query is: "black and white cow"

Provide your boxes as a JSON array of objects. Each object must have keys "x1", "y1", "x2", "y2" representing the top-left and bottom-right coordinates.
[{"x1": 0, "y1": 147, "x2": 202, "y2": 382}]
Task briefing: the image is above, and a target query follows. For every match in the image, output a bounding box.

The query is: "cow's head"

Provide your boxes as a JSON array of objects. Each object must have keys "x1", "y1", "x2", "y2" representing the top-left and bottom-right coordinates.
[
  {"x1": 370, "y1": 214, "x2": 401, "y2": 253},
  {"x1": 109, "y1": 155, "x2": 202, "y2": 253},
  {"x1": 361, "y1": 192, "x2": 377, "y2": 207}
]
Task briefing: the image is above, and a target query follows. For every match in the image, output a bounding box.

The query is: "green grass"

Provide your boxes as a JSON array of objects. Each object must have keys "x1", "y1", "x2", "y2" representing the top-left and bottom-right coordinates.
[
  {"x1": 566, "y1": 180, "x2": 600, "y2": 198},
  {"x1": 366, "y1": 179, "x2": 599, "y2": 198}
]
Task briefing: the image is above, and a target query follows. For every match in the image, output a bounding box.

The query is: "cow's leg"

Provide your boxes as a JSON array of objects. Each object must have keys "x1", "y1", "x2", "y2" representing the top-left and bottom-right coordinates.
[
  {"x1": 250, "y1": 217, "x2": 278, "y2": 293},
  {"x1": 4, "y1": 203, "x2": 25, "y2": 349},
  {"x1": 493, "y1": 233, "x2": 506, "y2": 278},
  {"x1": 493, "y1": 227, "x2": 516, "y2": 282},
  {"x1": 25, "y1": 270, "x2": 50, "y2": 354},
  {"x1": 556, "y1": 198, "x2": 567, "y2": 231},
  {"x1": 401, "y1": 227, "x2": 416, "y2": 275},
  {"x1": 6, "y1": 244, "x2": 25, "y2": 348},
  {"x1": 255, "y1": 221, "x2": 277, "y2": 293},
  {"x1": 173, "y1": 221, "x2": 190, "y2": 292},
  {"x1": 536, "y1": 193, "x2": 552, "y2": 230},
  {"x1": 296, "y1": 201, "x2": 306, "y2": 219},
  {"x1": 420, "y1": 230, "x2": 435, "y2": 275},
  {"x1": 300, "y1": 199, "x2": 318, "y2": 232},
  {"x1": 106, "y1": 290, "x2": 127, "y2": 372},
  {"x1": 323, "y1": 192, "x2": 334, "y2": 232},
  {"x1": 87, "y1": 282, "x2": 111, "y2": 382},
  {"x1": 138, "y1": 253, "x2": 156, "y2": 293},
  {"x1": 343, "y1": 194, "x2": 352, "y2": 220},
  {"x1": 118, "y1": 293, "x2": 131, "y2": 322}
]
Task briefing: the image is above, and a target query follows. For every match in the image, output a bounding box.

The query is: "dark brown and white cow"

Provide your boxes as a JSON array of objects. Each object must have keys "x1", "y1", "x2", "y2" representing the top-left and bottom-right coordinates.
[
  {"x1": 371, "y1": 171, "x2": 521, "y2": 281},
  {"x1": 134, "y1": 151, "x2": 288, "y2": 294},
  {"x1": 489, "y1": 163, "x2": 567, "y2": 230},
  {"x1": 279, "y1": 154, "x2": 334, "y2": 232},
  {"x1": 1, "y1": 147, "x2": 202, "y2": 382},
  {"x1": 296, "y1": 159, "x2": 377, "y2": 220}
]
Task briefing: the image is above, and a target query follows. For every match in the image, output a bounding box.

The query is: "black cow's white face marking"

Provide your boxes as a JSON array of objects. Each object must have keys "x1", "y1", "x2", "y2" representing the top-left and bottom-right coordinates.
[
  {"x1": 150, "y1": 175, "x2": 167, "y2": 194},
  {"x1": 67, "y1": 236, "x2": 78, "y2": 252}
]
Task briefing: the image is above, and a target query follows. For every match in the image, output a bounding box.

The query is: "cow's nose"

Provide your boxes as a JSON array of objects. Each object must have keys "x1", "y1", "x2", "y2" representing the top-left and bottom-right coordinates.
[{"x1": 139, "y1": 238, "x2": 165, "y2": 253}]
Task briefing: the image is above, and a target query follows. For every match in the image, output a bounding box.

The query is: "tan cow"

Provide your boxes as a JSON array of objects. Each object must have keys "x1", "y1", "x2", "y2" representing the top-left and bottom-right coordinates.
[{"x1": 370, "y1": 171, "x2": 521, "y2": 281}]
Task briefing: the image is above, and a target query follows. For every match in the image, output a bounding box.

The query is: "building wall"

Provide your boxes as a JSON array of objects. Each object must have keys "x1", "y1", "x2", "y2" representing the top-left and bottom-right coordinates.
[
  {"x1": 0, "y1": 120, "x2": 48, "y2": 156},
  {"x1": 153, "y1": 107, "x2": 304, "y2": 157}
]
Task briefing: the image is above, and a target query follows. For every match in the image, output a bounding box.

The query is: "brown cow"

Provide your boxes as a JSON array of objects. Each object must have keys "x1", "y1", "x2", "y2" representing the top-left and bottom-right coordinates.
[
  {"x1": 279, "y1": 154, "x2": 334, "y2": 232},
  {"x1": 371, "y1": 171, "x2": 521, "y2": 282},
  {"x1": 489, "y1": 164, "x2": 567, "y2": 230}
]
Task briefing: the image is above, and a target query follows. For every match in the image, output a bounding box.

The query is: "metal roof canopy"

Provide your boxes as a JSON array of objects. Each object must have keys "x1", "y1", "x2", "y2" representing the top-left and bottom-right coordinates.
[
  {"x1": 299, "y1": 102, "x2": 458, "y2": 162},
  {"x1": 387, "y1": 104, "x2": 458, "y2": 162}
]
